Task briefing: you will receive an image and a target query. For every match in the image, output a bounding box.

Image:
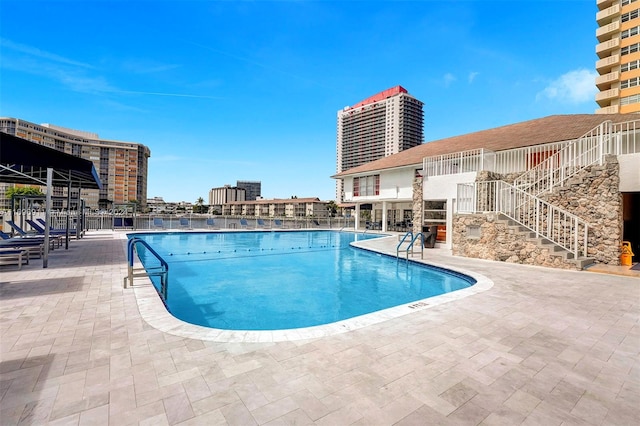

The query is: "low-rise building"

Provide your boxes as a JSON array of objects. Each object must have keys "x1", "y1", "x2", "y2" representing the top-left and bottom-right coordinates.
[
  {"x1": 334, "y1": 114, "x2": 640, "y2": 269},
  {"x1": 221, "y1": 198, "x2": 329, "y2": 218}
]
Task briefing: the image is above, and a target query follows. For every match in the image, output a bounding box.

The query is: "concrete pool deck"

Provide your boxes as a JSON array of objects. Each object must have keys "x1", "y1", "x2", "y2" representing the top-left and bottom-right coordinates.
[{"x1": 0, "y1": 230, "x2": 638, "y2": 425}]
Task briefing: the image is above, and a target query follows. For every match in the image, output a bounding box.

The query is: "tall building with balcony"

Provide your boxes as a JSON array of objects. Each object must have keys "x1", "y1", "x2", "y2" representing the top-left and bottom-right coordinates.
[
  {"x1": 335, "y1": 85, "x2": 424, "y2": 202},
  {"x1": 0, "y1": 117, "x2": 150, "y2": 210},
  {"x1": 596, "y1": 0, "x2": 640, "y2": 114}
]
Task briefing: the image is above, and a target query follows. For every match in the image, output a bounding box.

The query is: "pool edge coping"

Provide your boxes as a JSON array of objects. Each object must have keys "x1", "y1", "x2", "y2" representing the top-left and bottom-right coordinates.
[{"x1": 121, "y1": 232, "x2": 494, "y2": 343}]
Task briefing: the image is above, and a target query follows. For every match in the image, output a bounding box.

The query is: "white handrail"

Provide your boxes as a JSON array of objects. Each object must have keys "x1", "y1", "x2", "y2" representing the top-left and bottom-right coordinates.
[
  {"x1": 513, "y1": 119, "x2": 640, "y2": 196},
  {"x1": 457, "y1": 181, "x2": 589, "y2": 259}
]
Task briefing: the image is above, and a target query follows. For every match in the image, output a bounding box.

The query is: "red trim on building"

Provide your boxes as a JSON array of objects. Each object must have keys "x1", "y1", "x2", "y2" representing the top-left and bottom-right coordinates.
[{"x1": 349, "y1": 86, "x2": 408, "y2": 109}]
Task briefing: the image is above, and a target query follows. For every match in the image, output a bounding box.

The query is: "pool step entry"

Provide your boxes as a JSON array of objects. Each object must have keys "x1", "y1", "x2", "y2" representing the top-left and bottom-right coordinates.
[
  {"x1": 497, "y1": 215, "x2": 595, "y2": 269},
  {"x1": 125, "y1": 237, "x2": 170, "y2": 302}
]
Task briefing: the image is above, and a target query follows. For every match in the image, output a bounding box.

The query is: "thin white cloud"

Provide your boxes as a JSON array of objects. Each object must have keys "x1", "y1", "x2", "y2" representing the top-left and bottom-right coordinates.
[
  {"x1": 443, "y1": 73, "x2": 456, "y2": 87},
  {"x1": 537, "y1": 68, "x2": 597, "y2": 104},
  {"x1": 468, "y1": 71, "x2": 479, "y2": 84},
  {"x1": 108, "y1": 90, "x2": 223, "y2": 99},
  {"x1": 121, "y1": 60, "x2": 182, "y2": 74},
  {"x1": 0, "y1": 37, "x2": 94, "y2": 69},
  {"x1": 1, "y1": 38, "x2": 221, "y2": 100}
]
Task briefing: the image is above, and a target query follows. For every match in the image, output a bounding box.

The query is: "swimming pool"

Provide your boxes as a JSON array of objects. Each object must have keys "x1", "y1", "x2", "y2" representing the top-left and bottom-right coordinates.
[{"x1": 130, "y1": 231, "x2": 476, "y2": 331}]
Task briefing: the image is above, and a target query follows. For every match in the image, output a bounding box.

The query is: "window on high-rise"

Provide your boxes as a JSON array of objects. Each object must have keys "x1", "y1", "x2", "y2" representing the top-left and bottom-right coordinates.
[
  {"x1": 622, "y1": 9, "x2": 640, "y2": 23},
  {"x1": 621, "y1": 43, "x2": 640, "y2": 55},
  {"x1": 621, "y1": 76, "x2": 640, "y2": 88},
  {"x1": 621, "y1": 93, "x2": 640, "y2": 105},
  {"x1": 622, "y1": 59, "x2": 640, "y2": 72},
  {"x1": 622, "y1": 25, "x2": 640, "y2": 39}
]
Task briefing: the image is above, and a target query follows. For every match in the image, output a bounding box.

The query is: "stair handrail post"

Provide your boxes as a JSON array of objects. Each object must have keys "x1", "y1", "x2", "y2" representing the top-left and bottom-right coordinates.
[
  {"x1": 583, "y1": 223, "x2": 589, "y2": 258},
  {"x1": 574, "y1": 216, "x2": 579, "y2": 259},
  {"x1": 535, "y1": 198, "x2": 540, "y2": 237},
  {"x1": 598, "y1": 121, "x2": 606, "y2": 166}
]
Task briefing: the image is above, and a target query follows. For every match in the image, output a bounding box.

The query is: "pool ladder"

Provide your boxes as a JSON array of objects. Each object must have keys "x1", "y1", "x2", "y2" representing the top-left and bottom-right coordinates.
[
  {"x1": 124, "y1": 237, "x2": 169, "y2": 302},
  {"x1": 396, "y1": 231, "x2": 425, "y2": 261}
]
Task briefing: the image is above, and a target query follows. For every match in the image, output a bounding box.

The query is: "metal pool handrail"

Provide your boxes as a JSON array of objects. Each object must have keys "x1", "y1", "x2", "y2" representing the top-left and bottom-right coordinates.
[
  {"x1": 397, "y1": 231, "x2": 413, "y2": 260},
  {"x1": 125, "y1": 237, "x2": 169, "y2": 302},
  {"x1": 408, "y1": 232, "x2": 425, "y2": 260}
]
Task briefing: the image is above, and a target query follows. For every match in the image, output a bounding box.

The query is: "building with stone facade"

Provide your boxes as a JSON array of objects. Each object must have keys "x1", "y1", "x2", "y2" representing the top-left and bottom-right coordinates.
[
  {"x1": 0, "y1": 117, "x2": 150, "y2": 210},
  {"x1": 336, "y1": 86, "x2": 424, "y2": 202},
  {"x1": 333, "y1": 114, "x2": 640, "y2": 269}
]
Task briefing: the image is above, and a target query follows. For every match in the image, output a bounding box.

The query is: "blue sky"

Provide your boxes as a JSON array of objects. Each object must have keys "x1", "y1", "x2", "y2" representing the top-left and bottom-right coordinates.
[{"x1": 1, "y1": 0, "x2": 598, "y2": 203}]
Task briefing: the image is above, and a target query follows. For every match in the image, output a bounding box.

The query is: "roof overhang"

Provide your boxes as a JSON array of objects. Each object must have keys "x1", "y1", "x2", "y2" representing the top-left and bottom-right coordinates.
[
  {"x1": 0, "y1": 132, "x2": 102, "y2": 189},
  {"x1": 332, "y1": 163, "x2": 420, "y2": 179}
]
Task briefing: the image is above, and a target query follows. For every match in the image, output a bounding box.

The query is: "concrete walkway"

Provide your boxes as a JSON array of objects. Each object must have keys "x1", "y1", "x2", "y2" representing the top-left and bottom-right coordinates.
[{"x1": 0, "y1": 231, "x2": 638, "y2": 425}]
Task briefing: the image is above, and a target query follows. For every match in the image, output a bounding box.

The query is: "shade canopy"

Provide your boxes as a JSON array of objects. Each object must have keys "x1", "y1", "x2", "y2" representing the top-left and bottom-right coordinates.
[{"x1": 0, "y1": 132, "x2": 102, "y2": 189}]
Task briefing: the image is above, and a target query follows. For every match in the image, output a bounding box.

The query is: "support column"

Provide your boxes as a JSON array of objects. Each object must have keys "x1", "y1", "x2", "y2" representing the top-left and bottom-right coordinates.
[
  {"x1": 43, "y1": 168, "x2": 52, "y2": 268},
  {"x1": 355, "y1": 204, "x2": 361, "y2": 230},
  {"x1": 412, "y1": 176, "x2": 423, "y2": 235},
  {"x1": 381, "y1": 201, "x2": 388, "y2": 232},
  {"x1": 446, "y1": 197, "x2": 454, "y2": 250}
]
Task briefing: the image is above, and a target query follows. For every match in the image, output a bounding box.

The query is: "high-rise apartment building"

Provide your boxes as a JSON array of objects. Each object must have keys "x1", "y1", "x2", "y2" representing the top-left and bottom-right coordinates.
[
  {"x1": 0, "y1": 117, "x2": 150, "y2": 210},
  {"x1": 596, "y1": 0, "x2": 640, "y2": 114},
  {"x1": 236, "y1": 180, "x2": 261, "y2": 201},
  {"x1": 209, "y1": 185, "x2": 246, "y2": 207},
  {"x1": 335, "y1": 86, "x2": 423, "y2": 201}
]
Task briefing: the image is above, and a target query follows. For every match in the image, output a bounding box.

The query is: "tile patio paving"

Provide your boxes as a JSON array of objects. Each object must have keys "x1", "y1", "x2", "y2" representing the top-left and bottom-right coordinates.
[{"x1": 0, "y1": 231, "x2": 638, "y2": 425}]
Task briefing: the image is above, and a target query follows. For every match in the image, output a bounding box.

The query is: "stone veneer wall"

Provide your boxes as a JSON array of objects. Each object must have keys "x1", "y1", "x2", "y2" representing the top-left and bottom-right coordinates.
[
  {"x1": 412, "y1": 177, "x2": 423, "y2": 235},
  {"x1": 540, "y1": 155, "x2": 622, "y2": 264},
  {"x1": 452, "y1": 155, "x2": 622, "y2": 268}
]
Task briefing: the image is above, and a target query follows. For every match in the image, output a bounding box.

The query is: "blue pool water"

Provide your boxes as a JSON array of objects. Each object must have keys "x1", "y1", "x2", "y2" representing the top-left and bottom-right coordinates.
[{"x1": 130, "y1": 231, "x2": 475, "y2": 330}]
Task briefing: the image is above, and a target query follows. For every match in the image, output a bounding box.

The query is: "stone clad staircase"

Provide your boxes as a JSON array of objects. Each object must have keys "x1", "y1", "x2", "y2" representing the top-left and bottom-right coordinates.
[
  {"x1": 460, "y1": 120, "x2": 632, "y2": 269},
  {"x1": 495, "y1": 215, "x2": 595, "y2": 270}
]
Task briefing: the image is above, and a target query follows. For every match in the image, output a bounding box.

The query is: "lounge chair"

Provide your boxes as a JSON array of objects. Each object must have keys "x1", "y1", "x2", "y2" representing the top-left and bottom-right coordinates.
[
  {"x1": 36, "y1": 218, "x2": 76, "y2": 233},
  {"x1": 273, "y1": 219, "x2": 287, "y2": 229},
  {"x1": 7, "y1": 220, "x2": 63, "y2": 245},
  {"x1": 206, "y1": 218, "x2": 219, "y2": 229},
  {"x1": 179, "y1": 217, "x2": 191, "y2": 230},
  {"x1": 257, "y1": 218, "x2": 270, "y2": 229},
  {"x1": 239, "y1": 218, "x2": 249, "y2": 229},
  {"x1": 152, "y1": 218, "x2": 165, "y2": 229},
  {"x1": 0, "y1": 230, "x2": 58, "y2": 250},
  {"x1": 312, "y1": 219, "x2": 321, "y2": 228},
  {"x1": 25, "y1": 219, "x2": 68, "y2": 236},
  {"x1": 0, "y1": 247, "x2": 29, "y2": 269},
  {"x1": 0, "y1": 231, "x2": 46, "y2": 258}
]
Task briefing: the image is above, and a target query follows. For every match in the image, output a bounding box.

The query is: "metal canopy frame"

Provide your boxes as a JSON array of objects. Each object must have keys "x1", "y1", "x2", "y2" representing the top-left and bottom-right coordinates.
[
  {"x1": 0, "y1": 132, "x2": 102, "y2": 267},
  {"x1": 0, "y1": 132, "x2": 102, "y2": 189}
]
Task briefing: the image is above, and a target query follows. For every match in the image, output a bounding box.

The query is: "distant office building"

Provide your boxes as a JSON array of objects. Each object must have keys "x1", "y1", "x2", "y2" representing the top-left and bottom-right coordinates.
[
  {"x1": 209, "y1": 185, "x2": 246, "y2": 208},
  {"x1": 0, "y1": 117, "x2": 150, "y2": 210},
  {"x1": 335, "y1": 85, "x2": 424, "y2": 201},
  {"x1": 236, "y1": 180, "x2": 261, "y2": 201},
  {"x1": 595, "y1": 0, "x2": 640, "y2": 113}
]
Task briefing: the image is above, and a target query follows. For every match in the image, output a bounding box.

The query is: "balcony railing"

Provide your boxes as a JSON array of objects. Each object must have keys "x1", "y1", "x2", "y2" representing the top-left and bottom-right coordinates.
[{"x1": 423, "y1": 149, "x2": 494, "y2": 177}]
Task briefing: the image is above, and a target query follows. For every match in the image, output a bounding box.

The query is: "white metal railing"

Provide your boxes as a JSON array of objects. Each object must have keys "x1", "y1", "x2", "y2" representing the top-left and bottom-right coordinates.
[
  {"x1": 423, "y1": 149, "x2": 492, "y2": 177},
  {"x1": 423, "y1": 141, "x2": 574, "y2": 177},
  {"x1": 457, "y1": 181, "x2": 589, "y2": 259},
  {"x1": 493, "y1": 142, "x2": 569, "y2": 174},
  {"x1": 513, "y1": 119, "x2": 640, "y2": 196}
]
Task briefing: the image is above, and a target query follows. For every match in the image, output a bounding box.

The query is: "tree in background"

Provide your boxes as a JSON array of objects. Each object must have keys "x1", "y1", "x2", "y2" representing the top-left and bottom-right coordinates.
[
  {"x1": 326, "y1": 200, "x2": 337, "y2": 217},
  {"x1": 193, "y1": 197, "x2": 207, "y2": 214},
  {"x1": 6, "y1": 186, "x2": 44, "y2": 199}
]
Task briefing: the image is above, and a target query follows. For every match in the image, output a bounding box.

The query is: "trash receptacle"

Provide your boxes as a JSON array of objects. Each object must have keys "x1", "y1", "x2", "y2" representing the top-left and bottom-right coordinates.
[
  {"x1": 422, "y1": 225, "x2": 436, "y2": 248},
  {"x1": 620, "y1": 241, "x2": 634, "y2": 266}
]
